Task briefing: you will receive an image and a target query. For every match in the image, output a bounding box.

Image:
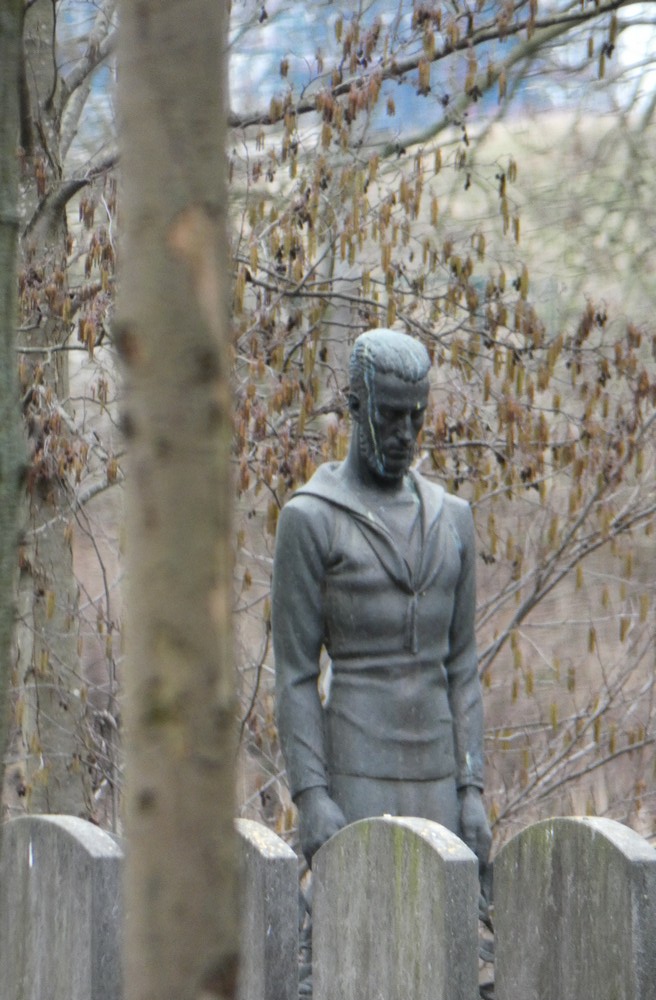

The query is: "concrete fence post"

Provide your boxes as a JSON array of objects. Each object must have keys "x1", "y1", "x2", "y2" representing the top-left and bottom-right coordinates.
[
  {"x1": 5, "y1": 811, "x2": 656, "y2": 1000},
  {"x1": 495, "y1": 816, "x2": 656, "y2": 1000},
  {"x1": 312, "y1": 816, "x2": 479, "y2": 1000},
  {"x1": 0, "y1": 814, "x2": 123, "y2": 1000},
  {"x1": 236, "y1": 818, "x2": 299, "y2": 1000}
]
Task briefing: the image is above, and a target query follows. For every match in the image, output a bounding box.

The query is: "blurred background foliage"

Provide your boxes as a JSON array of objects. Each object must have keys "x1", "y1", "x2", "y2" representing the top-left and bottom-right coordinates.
[{"x1": 3, "y1": 0, "x2": 655, "y2": 850}]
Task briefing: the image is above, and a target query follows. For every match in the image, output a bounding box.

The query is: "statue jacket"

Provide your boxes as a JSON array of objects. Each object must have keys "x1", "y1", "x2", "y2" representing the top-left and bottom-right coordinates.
[{"x1": 272, "y1": 461, "x2": 485, "y2": 801}]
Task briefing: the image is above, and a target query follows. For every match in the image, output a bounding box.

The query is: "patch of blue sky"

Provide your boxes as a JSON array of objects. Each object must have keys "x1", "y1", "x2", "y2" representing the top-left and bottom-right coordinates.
[
  {"x1": 230, "y1": 0, "x2": 418, "y2": 113},
  {"x1": 615, "y1": 5, "x2": 656, "y2": 113},
  {"x1": 229, "y1": 0, "x2": 656, "y2": 130},
  {"x1": 55, "y1": 1, "x2": 117, "y2": 167},
  {"x1": 228, "y1": 0, "x2": 523, "y2": 133}
]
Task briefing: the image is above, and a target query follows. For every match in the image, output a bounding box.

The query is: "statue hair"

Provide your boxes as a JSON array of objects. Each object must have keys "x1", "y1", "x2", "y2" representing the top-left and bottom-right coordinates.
[{"x1": 349, "y1": 329, "x2": 430, "y2": 398}]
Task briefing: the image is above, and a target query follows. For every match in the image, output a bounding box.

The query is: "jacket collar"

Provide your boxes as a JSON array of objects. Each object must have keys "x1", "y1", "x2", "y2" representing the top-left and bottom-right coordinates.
[
  {"x1": 294, "y1": 464, "x2": 448, "y2": 648},
  {"x1": 295, "y1": 461, "x2": 445, "y2": 534}
]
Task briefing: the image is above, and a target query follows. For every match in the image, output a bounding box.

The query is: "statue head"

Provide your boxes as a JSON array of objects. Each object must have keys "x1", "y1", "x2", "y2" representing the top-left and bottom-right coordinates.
[{"x1": 348, "y1": 329, "x2": 430, "y2": 485}]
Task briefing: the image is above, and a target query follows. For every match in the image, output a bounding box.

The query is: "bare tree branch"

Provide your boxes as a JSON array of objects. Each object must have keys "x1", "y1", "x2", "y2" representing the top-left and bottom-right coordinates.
[
  {"x1": 22, "y1": 147, "x2": 118, "y2": 239},
  {"x1": 229, "y1": 0, "x2": 638, "y2": 129}
]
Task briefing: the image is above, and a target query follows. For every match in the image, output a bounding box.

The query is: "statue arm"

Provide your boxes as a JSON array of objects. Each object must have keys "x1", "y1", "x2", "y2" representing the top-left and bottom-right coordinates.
[
  {"x1": 272, "y1": 497, "x2": 332, "y2": 801},
  {"x1": 443, "y1": 499, "x2": 485, "y2": 791},
  {"x1": 443, "y1": 499, "x2": 491, "y2": 863}
]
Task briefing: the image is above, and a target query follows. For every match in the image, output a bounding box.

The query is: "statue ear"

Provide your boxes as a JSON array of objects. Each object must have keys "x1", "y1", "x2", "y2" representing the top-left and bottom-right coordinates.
[{"x1": 348, "y1": 392, "x2": 361, "y2": 421}]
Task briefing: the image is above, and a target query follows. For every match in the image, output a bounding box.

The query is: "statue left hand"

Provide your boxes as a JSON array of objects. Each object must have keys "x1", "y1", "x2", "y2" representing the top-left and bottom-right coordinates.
[{"x1": 458, "y1": 786, "x2": 492, "y2": 865}]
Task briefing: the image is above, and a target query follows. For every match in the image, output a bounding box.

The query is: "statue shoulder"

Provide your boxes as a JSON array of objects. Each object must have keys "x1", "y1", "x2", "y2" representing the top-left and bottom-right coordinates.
[
  {"x1": 274, "y1": 471, "x2": 344, "y2": 578},
  {"x1": 288, "y1": 461, "x2": 357, "y2": 511},
  {"x1": 278, "y1": 490, "x2": 333, "y2": 530},
  {"x1": 441, "y1": 491, "x2": 476, "y2": 552},
  {"x1": 412, "y1": 470, "x2": 444, "y2": 501},
  {"x1": 277, "y1": 463, "x2": 344, "y2": 541},
  {"x1": 410, "y1": 470, "x2": 472, "y2": 526},
  {"x1": 442, "y1": 490, "x2": 473, "y2": 518}
]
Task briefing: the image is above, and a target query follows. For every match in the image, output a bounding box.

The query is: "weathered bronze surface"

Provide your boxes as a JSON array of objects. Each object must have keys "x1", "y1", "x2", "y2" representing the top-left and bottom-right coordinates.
[{"x1": 273, "y1": 329, "x2": 491, "y2": 868}]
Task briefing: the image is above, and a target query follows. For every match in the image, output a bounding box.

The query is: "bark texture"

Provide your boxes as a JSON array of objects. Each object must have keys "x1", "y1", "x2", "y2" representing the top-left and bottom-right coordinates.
[
  {"x1": 14, "y1": 0, "x2": 90, "y2": 816},
  {"x1": 118, "y1": 3, "x2": 239, "y2": 999},
  {"x1": 0, "y1": 0, "x2": 25, "y2": 795}
]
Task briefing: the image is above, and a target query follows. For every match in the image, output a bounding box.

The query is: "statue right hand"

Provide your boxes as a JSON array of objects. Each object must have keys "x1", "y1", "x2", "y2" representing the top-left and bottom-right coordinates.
[{"x1": 295, "y1": 786, "x2": 347, "y2": 867}]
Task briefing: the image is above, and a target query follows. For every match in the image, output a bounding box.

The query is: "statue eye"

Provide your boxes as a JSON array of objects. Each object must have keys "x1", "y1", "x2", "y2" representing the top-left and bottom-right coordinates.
[{"x1": 377, "y1": 406, "x2": 398, "y2": 421}]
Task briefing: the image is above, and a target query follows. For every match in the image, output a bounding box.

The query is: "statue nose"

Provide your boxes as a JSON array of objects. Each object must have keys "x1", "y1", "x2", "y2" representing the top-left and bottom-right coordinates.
[{"x1": 398, "y1": 415, "x2": 413, "y2": 442}]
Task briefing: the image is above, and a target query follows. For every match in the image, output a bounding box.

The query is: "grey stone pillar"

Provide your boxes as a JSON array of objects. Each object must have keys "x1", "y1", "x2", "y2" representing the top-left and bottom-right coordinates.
[
  {"x1": 313, "y1": 816, "x2": 479, "y2": 1000},
  {"x1": 236, "y1": 818, "x2": 298, "y2": 1000},
  {"x1": 0, "y1": 814, "x2": 123, "y2": 1000},
  {"x1": 495, "y1": 816, "x2": 656, "y2": 1000}
]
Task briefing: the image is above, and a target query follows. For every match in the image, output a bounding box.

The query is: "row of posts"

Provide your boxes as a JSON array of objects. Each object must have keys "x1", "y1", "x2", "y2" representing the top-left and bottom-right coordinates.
[{"x1": 1, "y1": 812, "x2": 655, "y2": 999}]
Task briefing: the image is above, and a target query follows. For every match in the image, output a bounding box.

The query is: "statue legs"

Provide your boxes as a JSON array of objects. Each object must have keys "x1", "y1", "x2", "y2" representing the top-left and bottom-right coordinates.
[{"x1": 329, "y1": 772, "x2": 461, "y2": 834}]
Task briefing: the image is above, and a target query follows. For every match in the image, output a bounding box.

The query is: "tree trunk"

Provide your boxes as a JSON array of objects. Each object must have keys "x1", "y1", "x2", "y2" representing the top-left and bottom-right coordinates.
[
  {"x1": 12, "y1": 0, "x2": 90, "y2": 816},
  {"x1": 118, "y1": 3, "x2": 239, "y2": 999},
  {"x1": 0, "y1": 0, "x2": 25, "y2": 797}
]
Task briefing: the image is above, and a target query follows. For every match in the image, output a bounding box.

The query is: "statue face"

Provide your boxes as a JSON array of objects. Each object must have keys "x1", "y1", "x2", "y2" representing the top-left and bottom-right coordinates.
[{"x1": 355, "y1": 371, "x2": 429, "y2": 483}]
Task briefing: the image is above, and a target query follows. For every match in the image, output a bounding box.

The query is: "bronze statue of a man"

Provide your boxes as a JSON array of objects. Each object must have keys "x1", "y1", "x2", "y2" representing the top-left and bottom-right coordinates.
[{"x1": 272, "y1": 328, "x2": 491, "y2": 868}]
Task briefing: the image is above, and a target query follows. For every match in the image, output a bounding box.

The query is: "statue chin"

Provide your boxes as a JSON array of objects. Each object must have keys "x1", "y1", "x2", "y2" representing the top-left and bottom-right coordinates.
[
  {"x1": 382, "y1": 453, "x2": 413, "y2": 478},
  {"x1": 367, "y1": 456, "x2": 403, "y2": 483},
  {"x1": 361, "y1": 438, "x2": 411, "y2": 483},
  {"x1": 376, "y1": 456, "x2": 413, "y2": 483}
]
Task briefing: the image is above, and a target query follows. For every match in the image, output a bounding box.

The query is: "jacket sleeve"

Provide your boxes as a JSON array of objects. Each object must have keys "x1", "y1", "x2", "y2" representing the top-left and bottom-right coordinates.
[
  {"x1": 443, "y1": 498, "x2": 485, "y2": 791},
  {"x1": 272, "y1": 496, "x2": 332, "y2": 800}
]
